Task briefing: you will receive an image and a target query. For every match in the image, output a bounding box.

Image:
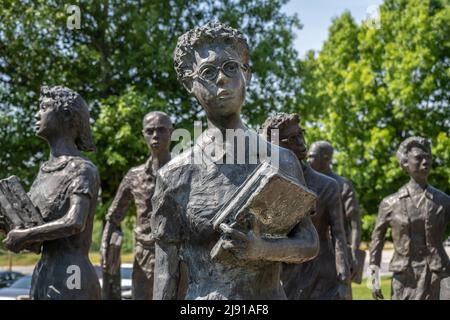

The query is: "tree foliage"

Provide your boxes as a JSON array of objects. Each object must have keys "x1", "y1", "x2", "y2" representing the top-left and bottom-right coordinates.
[
  {"x1": 296, "y1": 0, "x2": 450, "y2": 222},
  {"x1": 0, "y1": 0, "x2": 301, "y2": 222}
]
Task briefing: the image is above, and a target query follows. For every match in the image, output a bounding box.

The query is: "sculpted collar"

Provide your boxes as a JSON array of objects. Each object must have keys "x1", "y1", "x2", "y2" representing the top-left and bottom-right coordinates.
[
  {"x1": 41, "y1": 155, "x2": 76, "y2": 173},
  {"x1": 144, "y1": 155, "x2": 153, "y2": 174},
  {"x1": 194, "y1": 126, "x2": 261, "y2": 164},
  {"x1": 399, "y1": 183, "x2": 434, "y2": 200}
]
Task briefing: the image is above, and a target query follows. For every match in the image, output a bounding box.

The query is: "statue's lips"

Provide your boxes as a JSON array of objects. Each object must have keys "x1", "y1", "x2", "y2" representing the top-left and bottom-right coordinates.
[
  {"x1": 217, "y1": 90, "x2": 234, "y2": 100},
  {"x1": 35, "y1": 122, "x2": 41, "y2": 131}
]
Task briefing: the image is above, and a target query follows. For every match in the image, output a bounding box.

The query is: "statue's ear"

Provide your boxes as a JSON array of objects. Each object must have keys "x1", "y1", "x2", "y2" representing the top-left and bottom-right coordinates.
[
  {"x1": 401, "y1": 159, "x2": 409, "y2": 172},
  {"x1": 244, "y1": 65, "x2": 252, "y2": 86}
]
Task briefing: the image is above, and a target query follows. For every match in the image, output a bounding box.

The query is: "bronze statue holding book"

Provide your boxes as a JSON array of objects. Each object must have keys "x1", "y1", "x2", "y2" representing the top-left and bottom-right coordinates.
[
  {"x1": 1, "y1": 86, "x2": 101, "y2": 300},
  {"x1": 150, "y1": 21, "x2": 319, "y2": 300}
]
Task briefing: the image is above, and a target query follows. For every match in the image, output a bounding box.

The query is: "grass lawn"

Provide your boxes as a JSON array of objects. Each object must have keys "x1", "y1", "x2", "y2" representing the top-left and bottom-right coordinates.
[
  {"x1": 352, "y1": 276, "x2": 392, "y2": 300},
  {"x1": 0, "y1": 251, "x2": 134, "y2": 266}
]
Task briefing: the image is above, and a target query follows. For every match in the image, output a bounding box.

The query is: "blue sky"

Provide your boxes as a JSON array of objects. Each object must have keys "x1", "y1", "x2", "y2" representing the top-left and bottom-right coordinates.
[{"x1": 281, "y1": 0, "x2": 384, "y2": 57}]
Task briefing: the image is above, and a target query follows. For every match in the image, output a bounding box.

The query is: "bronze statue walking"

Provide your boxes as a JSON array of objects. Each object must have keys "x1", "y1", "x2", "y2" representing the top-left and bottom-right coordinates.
[
  {"x1": 262, "y1": 113, "x2": 351, "y2": 300},
  {"x1": 307, "y1": 141, "x2": 364, "y2": 283},
  {"x1": 369, "y1": 137, "x2": 450, "y2": 300},
  {"x1": 101, "y1": 111, "x2": 173, "y2": 300}
]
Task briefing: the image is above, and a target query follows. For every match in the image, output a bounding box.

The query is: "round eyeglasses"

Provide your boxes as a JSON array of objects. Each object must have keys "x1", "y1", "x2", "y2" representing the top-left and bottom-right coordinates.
[{"x1": 188, "y1": 60, "x2": 249, "y2": 82}]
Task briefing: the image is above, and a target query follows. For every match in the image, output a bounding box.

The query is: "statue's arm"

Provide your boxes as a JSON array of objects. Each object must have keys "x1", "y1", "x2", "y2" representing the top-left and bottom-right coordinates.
[
  {"x1": 220, "y1": 216, "x2": 319, "y2": 264},
  {"x1": 328, "y1": 183, "x2": 351, "y2": 283},
  {"x1": 153, "y1": 240, "x2": 180, "y2": 300},
  {"x1": 100, "y1": 173, "x2": 134, "y2": 270},
  {"x1": 19, "y1": 193, "x2": 91, "y2": 243},
  {"x1": 104, "y1": 172, "x2": 134, "y2": 226},
  {"x1": 343, "y1": 182, "x2": 362, "y2": 253},
  {"x1": 369, "y1": 199, "x2": 391, "y2": 267}
]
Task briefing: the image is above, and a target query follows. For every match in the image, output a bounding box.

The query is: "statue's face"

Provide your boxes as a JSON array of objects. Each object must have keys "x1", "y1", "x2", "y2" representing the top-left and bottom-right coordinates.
[
  {"x1": 404, "y1": 146, "x2": 431, "y2": 181},
  {"x1": 35, "y1": 96, "x2": 62, "y2": 139},
  {"x1": 142, "y1": 114, "x2": 172, "y2": 153},
  {"x1": 279, "y1": 123, "x2": 307, "y2": 161},
  {"x1": 307, "y1": 147, "x2": 331, "y2": 172},
  {"x1": 189, "y1": 44, "x2": 249, "y2": 120}
]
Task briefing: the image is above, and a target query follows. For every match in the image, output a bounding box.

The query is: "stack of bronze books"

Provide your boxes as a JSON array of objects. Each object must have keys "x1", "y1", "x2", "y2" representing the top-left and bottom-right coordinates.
[{"x1": 0, "y1": 175, "x2": 44, "y2": 252}]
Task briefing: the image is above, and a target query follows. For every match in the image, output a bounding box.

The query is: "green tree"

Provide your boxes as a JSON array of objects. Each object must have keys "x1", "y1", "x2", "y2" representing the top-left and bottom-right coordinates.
[
  {"x1": 0, "y1": 0, "x2": 302, "y2": 234},
  {"x1": 296, "y1": 0, "x2": 450, "y2": 235}
]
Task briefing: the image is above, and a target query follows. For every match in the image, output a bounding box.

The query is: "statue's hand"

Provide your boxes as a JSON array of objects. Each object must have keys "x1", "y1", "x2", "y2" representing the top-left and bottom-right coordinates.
[
  {"x1": 367, "y1": 264, "x2": 384, "y2": 300},
  {"x1": 218, "y1": 223, "x2": 262, "y2": 261},
  {"x1": 372, "y1": 288, "x2": 384, "y2": 300},
  {"x1": 3, "y1": 229, "x2": 30, "y2": 253}
]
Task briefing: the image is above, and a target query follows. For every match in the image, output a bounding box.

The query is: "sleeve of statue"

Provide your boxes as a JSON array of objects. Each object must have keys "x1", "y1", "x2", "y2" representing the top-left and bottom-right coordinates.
[{"x1": 0, "y1": 176, "x2": 44, "y2": 253}]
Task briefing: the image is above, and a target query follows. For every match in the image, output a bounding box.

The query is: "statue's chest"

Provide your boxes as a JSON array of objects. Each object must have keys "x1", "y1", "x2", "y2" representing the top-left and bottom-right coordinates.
[
  {"x1": 185, "y1": 163, "x2": 257, "y2": 237},
  {"x1": 29, "y1": 170, "x2": 72, "y2": 221}
]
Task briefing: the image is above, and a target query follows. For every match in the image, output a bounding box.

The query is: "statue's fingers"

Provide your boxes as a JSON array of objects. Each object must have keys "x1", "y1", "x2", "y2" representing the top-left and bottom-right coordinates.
[{"x1": 219, "y1": 223, "x2": 247, "y2": 241}]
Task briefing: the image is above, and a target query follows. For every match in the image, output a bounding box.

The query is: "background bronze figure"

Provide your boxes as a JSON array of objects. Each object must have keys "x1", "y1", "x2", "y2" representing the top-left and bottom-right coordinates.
[
  {"x1": 262, "y1": 113, "x2": 351, "y2": 300},
  {"x1": 369, "y1": 136, "x2": 450, "y2": 300},
  {"x1": 151, "y1": 22, "x2": 319, "y2": 300},
  {"x1": 307, "y1": 141, "x2": 364, "y2": 283},
  {"x1": 100, "y1": 111, "x2": 173, "y2": 300},
  {"x1": 2, "y1": 86, "x2": 101, "y2": 300}
]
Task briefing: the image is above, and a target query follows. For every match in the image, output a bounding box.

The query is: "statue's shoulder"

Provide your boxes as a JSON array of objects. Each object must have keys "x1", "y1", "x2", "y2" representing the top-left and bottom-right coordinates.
[
  {"x1": 127, "y1": 162, "x2": 146, "y2": 177},
  {"x1": 380, "y1": 187, "x2": 407, "y2": 210},
  {"x1": 333, "y1": 172, "x2": 350, "y2": 186},
  {"x1": 158, "y1": 147, "x2": 195, "y2": 181},
  {"x1": 315, "y1": 169, "x2": 339, "y2": 189},
  {"x1": 70, "y1": 156, "x2": 99, "y2": 177},
  {"x1": 428, "y1": 185, "x2": 450, "y2": 203},
  {"x1": 272, "y1": 144, "x2": 302, "y2": 175}
]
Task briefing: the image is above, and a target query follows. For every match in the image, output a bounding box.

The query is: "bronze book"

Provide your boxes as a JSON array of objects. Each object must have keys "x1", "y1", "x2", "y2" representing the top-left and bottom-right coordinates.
[
  {"x1": 0, "y1": 175, "x2": 44, "y2": 234},
  {"x1": 210, "y1": 161, "x2": 317, "y2": 263},
  {"x1": 211, "y1": 161, "x2": 317, "y2": 237}
]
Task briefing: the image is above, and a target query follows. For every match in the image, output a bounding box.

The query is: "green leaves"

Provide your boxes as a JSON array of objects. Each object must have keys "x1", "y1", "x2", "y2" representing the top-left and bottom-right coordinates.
[
  {"x1": 0, "y1": 1, "x2": 302, "y2": 233},
  {"x1": 295, "y1": 0, "x2": 450, "y2": 237}
]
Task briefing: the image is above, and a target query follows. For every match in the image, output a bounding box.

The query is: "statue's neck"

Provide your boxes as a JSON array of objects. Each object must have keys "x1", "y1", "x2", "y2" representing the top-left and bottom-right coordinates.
[
  {"x1": 48, "y1": 136, "x2": 81, "y2": 160},
  {"x1": 151, "y1": 150, "x2": 171, "y2": 171},
  {"x1": 408, "y1": 177, "x2": 428, "y2": 191},
  {"x1": 207, "y1": 115, "x2": 246, "y2": 133}
]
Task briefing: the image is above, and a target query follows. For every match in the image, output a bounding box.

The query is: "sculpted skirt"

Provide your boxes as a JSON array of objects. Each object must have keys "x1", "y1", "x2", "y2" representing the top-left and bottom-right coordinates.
[{"x1": 30, "y1": 251, "x2": 101, "y2": 300}]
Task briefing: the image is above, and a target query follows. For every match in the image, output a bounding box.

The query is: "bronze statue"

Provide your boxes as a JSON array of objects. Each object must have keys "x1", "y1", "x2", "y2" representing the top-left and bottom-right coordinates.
[
  {"x1": 307, "y1": 141, "x2": 364, "y2": 283},
  {"x1": 151, "y1": 21, "x2": 319, "y2": 300},
  {"x1": 369, "y1": 136, "x2": 450, "y2": 300},
  {"x1": 100, "y1": 111, "x2": 173, "y2": 300},
  {"x1": 262, "y1": 113, "x2": 351, "y2": 300},
  {"x1": 2, "y1": 86, "x2": 101, "y2": 300}
]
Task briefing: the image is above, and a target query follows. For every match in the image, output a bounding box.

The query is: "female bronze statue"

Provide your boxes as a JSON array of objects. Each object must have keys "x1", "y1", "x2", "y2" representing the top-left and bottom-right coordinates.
[
  {"x1": 369, "y1": 137, "x2": 450, "y2": 300},
  {"x1": 151, "y1": 22, "x2": 319, "y2": 300},
  {"x1": 3, "y1": 86, "x2": 101, "y2": 300}
]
